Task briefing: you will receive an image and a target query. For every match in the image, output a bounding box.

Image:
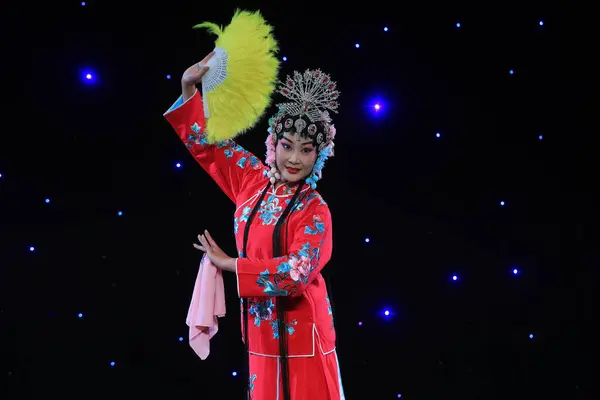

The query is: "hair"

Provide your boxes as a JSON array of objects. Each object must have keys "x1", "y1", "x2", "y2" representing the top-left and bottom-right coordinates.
[{"x1": 242, "y1": 179, "x2": 309, "y2": 400}]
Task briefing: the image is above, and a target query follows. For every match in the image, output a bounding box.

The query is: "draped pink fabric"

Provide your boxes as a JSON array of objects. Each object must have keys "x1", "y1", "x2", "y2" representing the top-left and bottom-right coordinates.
[{"x1": 186, "y1": 254, "x2": 226, "y2": 360}]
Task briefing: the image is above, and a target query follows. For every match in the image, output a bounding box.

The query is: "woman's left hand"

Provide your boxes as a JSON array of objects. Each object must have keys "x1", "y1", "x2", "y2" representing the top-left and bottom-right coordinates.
[{"x1": 193, "y1": 230, "x2": 236, "y2": 272}]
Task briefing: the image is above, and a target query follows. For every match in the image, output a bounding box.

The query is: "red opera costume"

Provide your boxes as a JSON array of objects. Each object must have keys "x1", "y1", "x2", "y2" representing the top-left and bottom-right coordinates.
[{"x1": 164, "y1": 90, "x2": 345, "y2": 399}]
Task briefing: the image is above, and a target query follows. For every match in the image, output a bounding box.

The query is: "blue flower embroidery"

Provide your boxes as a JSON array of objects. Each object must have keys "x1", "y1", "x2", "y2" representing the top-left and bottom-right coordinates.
[
  {"x1": 256, "y1": 269, "x2": 288, "y2": 296},
  {"x1": 287, "y1": 192, "x2": 323, "y2": 214},
  {"x1": 307, "y1": 192, "x2": 326, "y2": 206},
  {"x1": 258, "y1": 195, "x2": 283, "y2": 225},
  {"x1": 216, "y1": 140, "x2": 231, "y2": 149},
  {"x1": 197, "y1": 139, "x2": 262, "y2": 170},
  {"x1": 304, "y1": 214, "x2": 325, "y2": 235},
  {"x1": 270, "y1": 319, "x2": 298, "y2": 339},
  {"x1": 249, "y1": 299, "x2": 275, "y2": 327},
  {"x1": 233, "y1": 206, "x2": 251, "y2": 234},
  {"x1": 296, "y1": 242, "x2": 311, "y2": 258},
  {"x1": 184, "y1": 124, "x2": 263, "y2": 173},
  {"x1": 249, "y1": 156, "x2": 261, "y2": 169},
  {"x1": 185, "y1": 122, "x2": 209, "y2": 149},
  {"x1": 221, "y1": 144, "x2": 259, "y2": 170},
  {"x1": 249, "y1": 374, "x2": 257, "y2": 391},
  {"x1": 277, "y1": 261, "x2": 292, "y2": 274},
  {"x1": 191, "y1": 122, "x2": 201, "y2": 133},
  {"x1": 255, "y1": 242, "x2": 319, "y2": 296}
]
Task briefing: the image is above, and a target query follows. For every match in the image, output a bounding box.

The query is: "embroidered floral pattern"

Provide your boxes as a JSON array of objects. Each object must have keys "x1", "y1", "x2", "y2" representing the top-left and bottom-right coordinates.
[
  {"x1": 185, "y1": 122, "x2": 208, "y2": 149},
  {"x1": 229, "y1": 143, "x2": 262, "y2": 170},
  {"x1": 304, "y1": 214, "x2": 325, "y2": 235},
  {"x1": 270, "y1": 318, "x2": 298, "y2": 339},
  {"x1": 256, "y1": 269, "x2": 289, "y2": 296},
  {"x1": 288, "y1": 253, "x2": 311, "y2": 283},
  {"x1": 235, "y1": 186, "x2": 326, "y2": 236},
  {"x1": 186, "y1": 123, "x2": 262, "y2": 171},
  {"x1": 249, "y1": 299, "x2": 275, "y2": 326},
  {"x1": 288, "y1": 191, "x2": 326, "y2": 213},
  {"x1": 233, "y1": 206, "x2": 251, "y2": 235},
  {"x1": 256, "y1": 186, "x2": 320, "y2": 226},
  {"x1": 249, "y1": 374, "x2": 257, "y2": 391},
  {"x1": 254, "y1": 208, "x2": 325, "y2": 296},
  {"x1": 258, "y1": 195, "x2": 283, "y2": 225},
  {"x1": 247, "y1": 299, "x2": 298, "y2": 339}
]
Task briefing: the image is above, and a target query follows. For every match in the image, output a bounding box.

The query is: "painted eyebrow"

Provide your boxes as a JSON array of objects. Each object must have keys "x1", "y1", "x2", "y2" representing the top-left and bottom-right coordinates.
[{"x1": 281, "y1": 135, "x2": 313, "y2": 146}]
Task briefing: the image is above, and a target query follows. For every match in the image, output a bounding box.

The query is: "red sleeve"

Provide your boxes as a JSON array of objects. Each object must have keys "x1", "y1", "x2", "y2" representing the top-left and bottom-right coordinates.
[
  {"x1": 235, "y1": 200, "x2": 332, "y2": 298},
  {"x1": 163, "y1": 89, "x2": 264, "y2": 203}
]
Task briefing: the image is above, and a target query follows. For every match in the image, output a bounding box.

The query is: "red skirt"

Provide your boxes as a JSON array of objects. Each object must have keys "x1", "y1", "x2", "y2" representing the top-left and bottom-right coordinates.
[{"x1": 248, "y1": 349, "x2": 345, "y2": 400}]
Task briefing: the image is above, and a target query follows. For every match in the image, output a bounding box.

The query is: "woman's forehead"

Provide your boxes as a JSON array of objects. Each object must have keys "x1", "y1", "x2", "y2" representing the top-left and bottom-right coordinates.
[{"x1": 282, "y1": 132, "x2": 313, "y2": 144}]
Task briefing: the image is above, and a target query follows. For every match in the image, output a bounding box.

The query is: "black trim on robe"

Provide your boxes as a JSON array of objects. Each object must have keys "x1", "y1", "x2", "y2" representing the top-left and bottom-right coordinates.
[{"x1": 241, "y1": 180, "x2": 307, "y2": 400}]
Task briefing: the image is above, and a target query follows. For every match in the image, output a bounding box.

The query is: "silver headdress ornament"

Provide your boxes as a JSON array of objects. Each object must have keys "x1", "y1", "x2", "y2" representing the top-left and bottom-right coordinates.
[
  {"x1": 270, "y1": 69, "x2": 340, "y2": 151},
  {"x1": 265, "y1": 69, "x2": 340, "y2": 189}
]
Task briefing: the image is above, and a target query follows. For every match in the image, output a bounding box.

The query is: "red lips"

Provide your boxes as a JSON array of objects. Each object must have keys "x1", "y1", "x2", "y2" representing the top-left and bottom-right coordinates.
[{"x1": 286, "y1": 167, "x2": 300, "y2": 175}]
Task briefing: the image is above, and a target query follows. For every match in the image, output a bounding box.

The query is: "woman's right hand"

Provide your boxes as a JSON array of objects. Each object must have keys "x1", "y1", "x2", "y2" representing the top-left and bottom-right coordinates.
[{"x1": 181, "y1": 51, "x2": 215, "y2": 100}]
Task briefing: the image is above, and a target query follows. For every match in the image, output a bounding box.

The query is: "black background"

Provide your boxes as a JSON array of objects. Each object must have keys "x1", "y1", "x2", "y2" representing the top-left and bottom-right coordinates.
[{"x1": 1, "y1": 1, "x2": 596, "y2": 399}]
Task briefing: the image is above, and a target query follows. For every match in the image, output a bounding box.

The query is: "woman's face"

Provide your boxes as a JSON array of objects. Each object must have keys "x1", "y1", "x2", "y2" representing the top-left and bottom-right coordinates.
[{"x1": 275, "y1": 132, "x2": 317, "y2": 184}]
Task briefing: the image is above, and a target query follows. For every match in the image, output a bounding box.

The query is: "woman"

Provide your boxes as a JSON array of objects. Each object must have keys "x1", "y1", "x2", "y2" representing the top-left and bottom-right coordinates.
[{"x1": 164, "y1": 53, "x2": 345, "y2": 400}]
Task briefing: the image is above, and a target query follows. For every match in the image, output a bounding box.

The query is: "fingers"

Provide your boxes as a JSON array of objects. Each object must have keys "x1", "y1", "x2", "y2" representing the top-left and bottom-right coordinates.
[
  {"x1": 196, "y1": 234, "x2": 210, "y2": 251},
  {"x1": 197, "y1": 66, "x2": 209, "y2": 79},
  {"x1": 197, "y1": 51, "x2": 215, "y2": 72},
  {"x1": 200, "y1": 51, "x2": 215, "y2": 64},
  {"x1": 203, "y1": 230, "x2": 218, "y2": 249},
  {"x1": 195, "y1": 230, "x2": 219, "y2": 253},
  {"x1": 193, "y1": 243, "x2": 207, "y2": 251},
  {"x1": 194, "y1": 51, "x2": 214, "y2": 79}
]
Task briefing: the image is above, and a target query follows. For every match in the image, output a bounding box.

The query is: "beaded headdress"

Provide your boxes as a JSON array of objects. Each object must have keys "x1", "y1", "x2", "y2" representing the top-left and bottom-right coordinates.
[{"x1": 265, "y1": 69, "x2": 340, "y2": 189}]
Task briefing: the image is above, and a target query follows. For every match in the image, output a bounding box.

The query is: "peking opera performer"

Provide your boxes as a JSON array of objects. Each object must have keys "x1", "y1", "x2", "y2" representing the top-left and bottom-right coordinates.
[{"x1": 163, "y1": 10, "x2": 345, "y2": 400}]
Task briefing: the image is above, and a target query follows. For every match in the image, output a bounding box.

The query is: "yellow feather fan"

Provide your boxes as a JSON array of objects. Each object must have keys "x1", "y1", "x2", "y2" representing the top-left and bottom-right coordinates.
[{"x1": 193, "y1": 9, "x2": 280, "y2": 143}]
